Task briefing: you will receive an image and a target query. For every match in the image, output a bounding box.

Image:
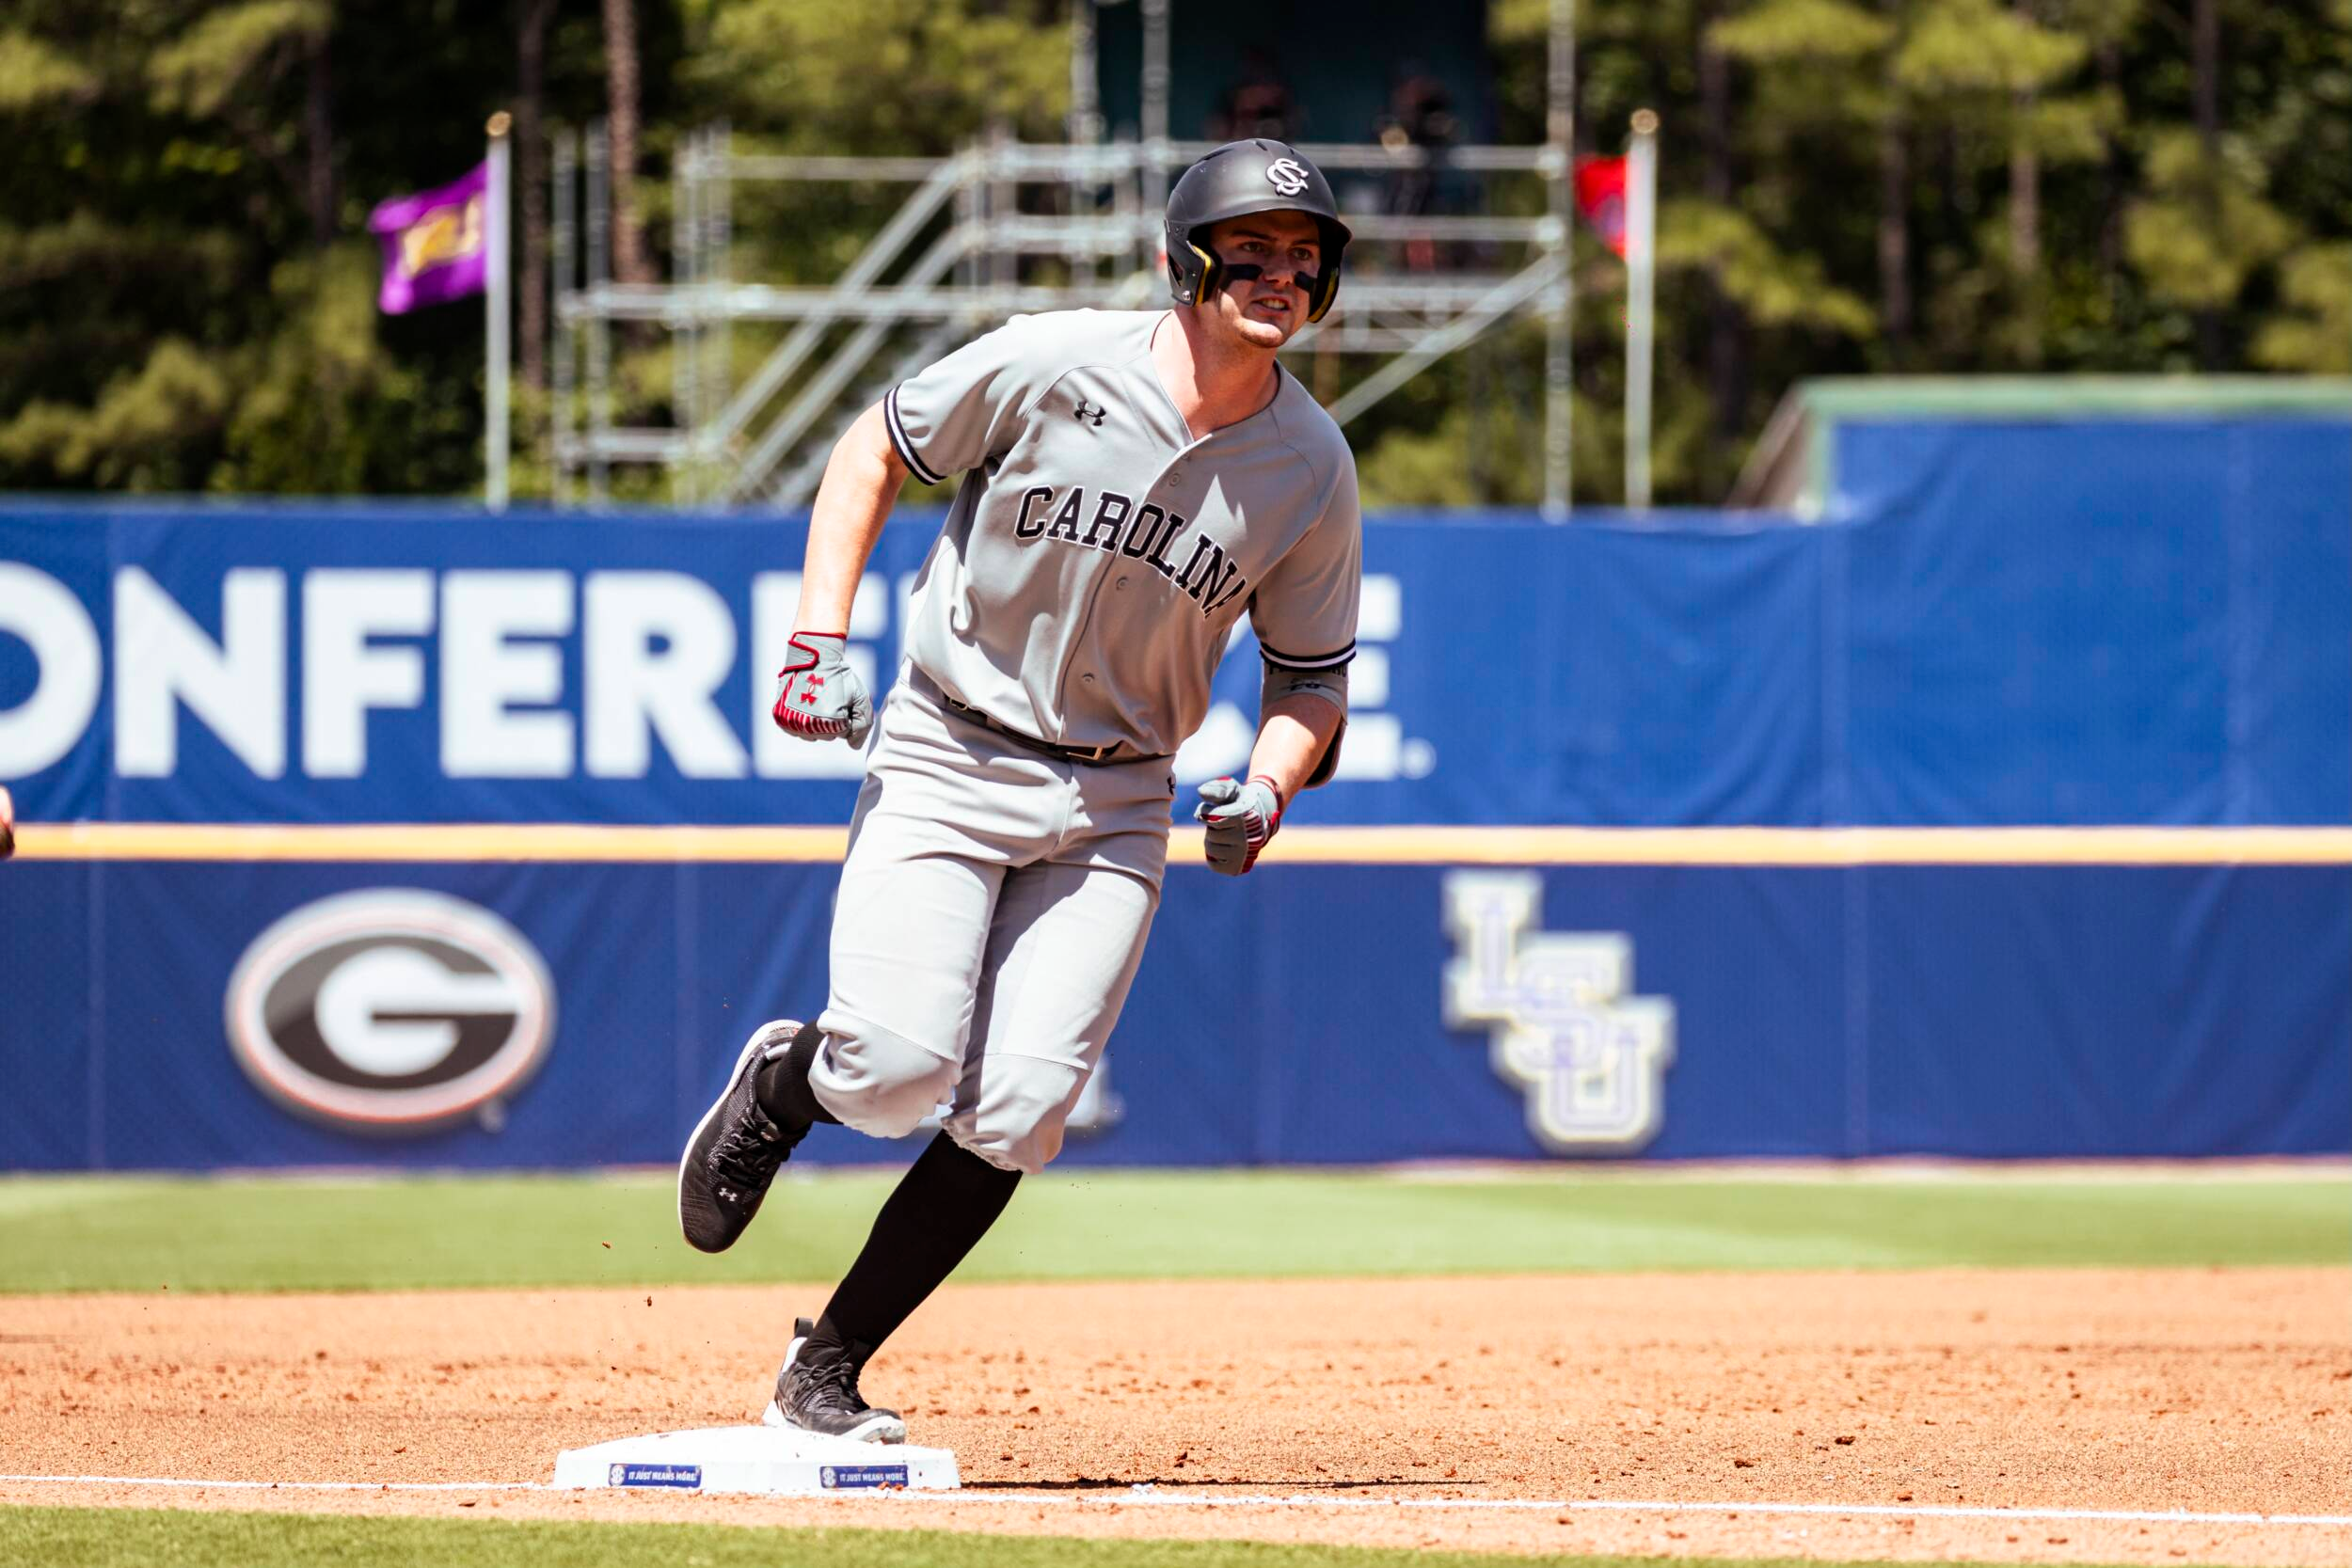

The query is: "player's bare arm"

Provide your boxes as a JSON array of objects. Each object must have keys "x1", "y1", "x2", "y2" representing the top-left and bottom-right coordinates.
[
  {"x1": 770, "y1": 402, "x2": 907, "y2": 747},
  {"x1": 1197, "y1": 677, "x2": 1346, "y2": 877},
  {"x1": 796, "y1": 401, "x2": 907, "y2": 635},
  {"x1": 1247, "y1": 692, "x2": 1343, "y2": 801}
]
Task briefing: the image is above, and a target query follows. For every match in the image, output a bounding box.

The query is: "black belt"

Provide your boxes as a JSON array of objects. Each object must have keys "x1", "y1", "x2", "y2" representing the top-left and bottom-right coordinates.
[{"x1": 933, "y1": 689, "x2": 1167, "y2": 767}]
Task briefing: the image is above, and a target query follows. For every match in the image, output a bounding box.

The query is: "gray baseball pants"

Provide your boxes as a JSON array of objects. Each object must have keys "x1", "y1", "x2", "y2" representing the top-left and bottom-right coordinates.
[{"x1": 809, "y1": 672, "x2": 1172, "y2": 1174}]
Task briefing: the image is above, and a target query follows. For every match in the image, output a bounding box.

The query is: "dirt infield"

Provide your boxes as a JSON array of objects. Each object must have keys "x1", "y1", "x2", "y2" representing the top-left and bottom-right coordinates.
[{"x1": 4, "y1": 1269, "x2": 2346, "y2": 1563}]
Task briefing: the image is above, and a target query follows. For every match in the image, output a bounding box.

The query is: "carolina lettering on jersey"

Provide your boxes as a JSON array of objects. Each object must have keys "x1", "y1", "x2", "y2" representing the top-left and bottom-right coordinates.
[
  {"x1": 1010, "y1": 483, "x2": 1250, "y2": 616},
  {"x1": 885, "y1": 309, "x2": 1360, "y2": 755}
]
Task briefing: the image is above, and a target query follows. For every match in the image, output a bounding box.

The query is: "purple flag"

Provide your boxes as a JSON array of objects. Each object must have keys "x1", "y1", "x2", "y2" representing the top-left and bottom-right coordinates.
[{"x1": 367, "y1": 161, "x2": 491, "y2": 314}]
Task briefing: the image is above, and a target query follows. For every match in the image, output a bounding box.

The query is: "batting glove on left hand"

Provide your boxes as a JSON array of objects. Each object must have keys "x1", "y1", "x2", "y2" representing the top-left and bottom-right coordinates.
[
  {"x1": 1194, "y1": 775, "x2": 1283, "y2": 877},
  {"x1": 771, "y1": 632, "x2": 873, "y2": 747}
]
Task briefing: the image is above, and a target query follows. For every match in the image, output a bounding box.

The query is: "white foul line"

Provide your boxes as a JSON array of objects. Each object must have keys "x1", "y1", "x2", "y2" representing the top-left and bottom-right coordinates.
[
  {"x1": 3, "y1": 1474, "x2": 2349, "y2": 1528},
  {"x1": 993, "y1": 1494, "x2": 2352, "y2": 1528}
]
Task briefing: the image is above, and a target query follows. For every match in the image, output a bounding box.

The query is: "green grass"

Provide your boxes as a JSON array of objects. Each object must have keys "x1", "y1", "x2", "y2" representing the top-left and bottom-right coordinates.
[
  {"x1": 0, "y1": 1167, "x2": 2344, "y2": 1294},
  {"x1": 0, "y1": 1508, "x2": 2213, "y2": 1568}
]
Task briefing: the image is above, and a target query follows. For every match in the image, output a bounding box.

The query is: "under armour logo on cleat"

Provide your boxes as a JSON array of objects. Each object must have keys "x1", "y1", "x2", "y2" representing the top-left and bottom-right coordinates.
[{"x1": 1073, "y1": 399, "x2": 1108, "y2": 428}]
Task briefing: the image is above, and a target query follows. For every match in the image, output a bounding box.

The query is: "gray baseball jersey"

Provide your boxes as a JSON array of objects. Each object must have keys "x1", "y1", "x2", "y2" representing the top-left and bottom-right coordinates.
[{"x1": 882, "y1": 309, "x2": 1361, "y2": 758}]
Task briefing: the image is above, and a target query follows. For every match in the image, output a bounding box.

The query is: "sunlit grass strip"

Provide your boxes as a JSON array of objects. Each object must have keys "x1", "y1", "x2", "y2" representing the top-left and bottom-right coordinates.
[
  {"x1": 0, "y1": 1505, "x2": 2249, "y2": 1568},
  {"x1": 0, "y1": 1168, "x2": 2342, "y2": 1294}
]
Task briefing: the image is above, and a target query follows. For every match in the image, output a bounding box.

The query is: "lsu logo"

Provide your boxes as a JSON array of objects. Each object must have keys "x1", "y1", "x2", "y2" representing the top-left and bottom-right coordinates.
[
  {"x1": 1441, "y1": 873, "x2": 1675, "y2": 1154},
  {"x1": 1263, "y1": 157, "x2": 1311, "y2": 197}
]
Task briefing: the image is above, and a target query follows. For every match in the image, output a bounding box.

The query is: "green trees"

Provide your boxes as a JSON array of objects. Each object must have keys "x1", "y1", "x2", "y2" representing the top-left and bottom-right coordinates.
[
  {"x1": 0, "y1": 1, "x2": 2342, "y2": 501},
  {"x1": 1489, "y1": 0, "x2": 2349, "y2": 502},
  {"x1": 0, "y1": 1, "x2": 554, "y2": 494}
]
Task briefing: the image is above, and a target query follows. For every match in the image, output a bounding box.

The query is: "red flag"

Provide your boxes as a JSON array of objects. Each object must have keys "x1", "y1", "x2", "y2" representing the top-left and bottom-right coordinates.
[{"x1": 1574, "y1": 155, "x2": 1629, "y2": 258}]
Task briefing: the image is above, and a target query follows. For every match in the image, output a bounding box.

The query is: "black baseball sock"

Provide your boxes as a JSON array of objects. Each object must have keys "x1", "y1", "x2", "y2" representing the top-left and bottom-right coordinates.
[
  {"x1": 753, "y1": 1021, "x2": 840, "y2": 1128},
  {"x1": 819, "y1": 1131, "x2": 1021, "y2": 1352}
]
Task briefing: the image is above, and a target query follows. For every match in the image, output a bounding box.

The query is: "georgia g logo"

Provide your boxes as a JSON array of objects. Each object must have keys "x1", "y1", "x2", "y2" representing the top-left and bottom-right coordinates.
[
  {"x1": 225, "y1": 890, "x2": 556, "y2": 1133},
  {"x1": 1264, "y1": 157, "x2": 1311, "y2": 197},
  {"x1": 1442, "y1": 872, "x2": 1676, "y2": 1153}
]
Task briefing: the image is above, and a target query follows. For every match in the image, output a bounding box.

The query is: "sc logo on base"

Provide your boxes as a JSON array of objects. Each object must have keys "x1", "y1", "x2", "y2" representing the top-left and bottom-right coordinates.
[
  {"x1": 225, "y1": 890, "x2": 556, "y2": 1133},
  {"x1": 1441, "y1": 872, "x2": 1676, "y2": 1154}
]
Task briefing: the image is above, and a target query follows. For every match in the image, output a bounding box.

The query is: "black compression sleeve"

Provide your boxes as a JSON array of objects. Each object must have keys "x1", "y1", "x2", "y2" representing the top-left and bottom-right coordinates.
[{"x1": 820, "y1": 1131, "x2": 1022, "y2": 1352}]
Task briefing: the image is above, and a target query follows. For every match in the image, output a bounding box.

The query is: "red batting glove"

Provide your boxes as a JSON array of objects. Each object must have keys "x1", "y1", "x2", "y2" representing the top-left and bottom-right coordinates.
[{"x1": 771, "y1": 632, "x2": 874, "y2": 747}]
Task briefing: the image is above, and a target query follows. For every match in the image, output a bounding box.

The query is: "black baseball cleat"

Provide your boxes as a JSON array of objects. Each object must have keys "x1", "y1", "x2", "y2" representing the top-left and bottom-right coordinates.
[
  {"x1": 764, "y1": 1317, "x2": 907, "y2": 1443},
  {"x1": 677, "y1": 1021, "x2": 811, "y2": 1254}
]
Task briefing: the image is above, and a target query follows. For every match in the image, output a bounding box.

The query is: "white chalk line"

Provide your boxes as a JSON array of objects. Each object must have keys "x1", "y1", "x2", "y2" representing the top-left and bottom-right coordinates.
[{"x1": 3, "y1": 1475, "x2": 2348, "y2": 1528}]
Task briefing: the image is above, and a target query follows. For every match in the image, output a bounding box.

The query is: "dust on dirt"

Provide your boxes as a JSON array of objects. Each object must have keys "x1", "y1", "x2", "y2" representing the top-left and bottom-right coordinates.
[{"x1": 4, "y1": 1269, "x2": 2347, "y2": 1563}]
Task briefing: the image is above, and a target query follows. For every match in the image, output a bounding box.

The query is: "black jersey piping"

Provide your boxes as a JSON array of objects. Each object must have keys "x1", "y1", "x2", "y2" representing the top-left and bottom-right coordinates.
[
  {"x1": 1259, "y1": 640, "x2": 1357, "y2": 670},
  {"x1": 883, "y1": 385, "x2": 946, "y2": 485}
]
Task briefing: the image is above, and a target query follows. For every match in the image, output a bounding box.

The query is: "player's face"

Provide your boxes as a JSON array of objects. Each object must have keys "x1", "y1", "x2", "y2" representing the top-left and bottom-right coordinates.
[{"x1": 1203, "y1": 213, "x2": 1323, "y2": 349}]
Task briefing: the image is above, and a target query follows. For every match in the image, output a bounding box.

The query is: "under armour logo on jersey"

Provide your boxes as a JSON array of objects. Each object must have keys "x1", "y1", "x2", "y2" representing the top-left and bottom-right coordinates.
[
  {"x1": 1073, "y1": 399, "x2": 1108, "y2": 428},
  {"x1": 1264, "y1": 158, "x2": 1311, "y2": 197}
]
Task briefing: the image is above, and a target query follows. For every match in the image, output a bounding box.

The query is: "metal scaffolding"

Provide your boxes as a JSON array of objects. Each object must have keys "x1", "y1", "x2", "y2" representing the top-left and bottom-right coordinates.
[{"x1": 552, "y1": 7, "x2": 1582, "y2": 513}]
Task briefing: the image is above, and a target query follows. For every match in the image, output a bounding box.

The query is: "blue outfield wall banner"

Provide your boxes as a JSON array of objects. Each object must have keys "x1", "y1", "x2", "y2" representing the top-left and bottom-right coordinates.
[
  {"x1": 3, "y1": 420, "x2": 2349, "y2": 1171},
  {"x1": 0, "y1": 500, "x2": 1829, "y2": 829},
  {"x1": 3, "y1": 420, "x2": 2348, "y2": 831},
  {"x1": 1, "y1": 855, "x2": 2344, "y2": 1170},
  {"x1": 1831, "y1": 416, "x2": 2352, "y2": 826}
]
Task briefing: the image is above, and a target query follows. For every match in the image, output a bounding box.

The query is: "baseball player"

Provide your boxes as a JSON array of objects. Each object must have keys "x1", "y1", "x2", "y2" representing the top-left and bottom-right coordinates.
[{"x1": 678, "y1": 140, "x2": 1359, "y2": 1444}]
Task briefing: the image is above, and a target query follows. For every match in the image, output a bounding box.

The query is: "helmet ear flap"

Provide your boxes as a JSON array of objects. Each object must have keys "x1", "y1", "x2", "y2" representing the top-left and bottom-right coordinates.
[
  {"x1": 1305, "y1": 269, "x2": 1340, "y2": 324},
  {"x1": 1305, "y1": 216, "x2": 1347, "y2": 324},
  {"x1": 1185, "y1": 241, "x2": 1221, "y2": 307}
]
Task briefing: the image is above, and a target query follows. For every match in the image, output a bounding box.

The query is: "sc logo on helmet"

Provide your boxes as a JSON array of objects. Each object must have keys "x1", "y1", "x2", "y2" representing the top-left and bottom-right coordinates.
[
  {"x1": 224, "y1": 890, "x2": 556, "y2": 1133},
  {"x1": 1264, "y1": 158, "x2": 1311, "y2": 197}
]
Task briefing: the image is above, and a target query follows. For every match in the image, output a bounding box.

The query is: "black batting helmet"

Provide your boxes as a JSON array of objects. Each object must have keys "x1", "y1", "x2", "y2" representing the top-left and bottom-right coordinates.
[{"x1": 1165, "y1": 139, "x2": 1351, "y2": 324}]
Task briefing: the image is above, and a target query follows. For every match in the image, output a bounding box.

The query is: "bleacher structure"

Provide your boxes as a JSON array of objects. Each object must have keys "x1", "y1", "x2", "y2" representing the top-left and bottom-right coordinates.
[{"x1": 549, "y1": 0, "x2": 1583, "y2": 515}]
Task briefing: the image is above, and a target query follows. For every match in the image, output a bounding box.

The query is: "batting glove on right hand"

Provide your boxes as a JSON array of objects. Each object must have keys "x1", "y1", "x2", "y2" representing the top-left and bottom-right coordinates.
[
  {"x1": 771, "y1": 632, "x2": 873, "y2": 747},
  {"x1": 1194, "y1": 775, "x2": 1283, "y2": 877}
]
